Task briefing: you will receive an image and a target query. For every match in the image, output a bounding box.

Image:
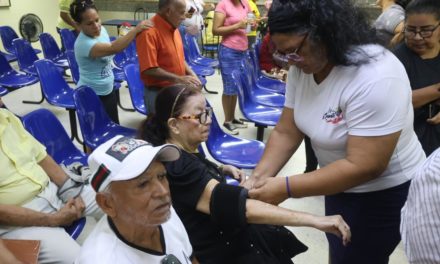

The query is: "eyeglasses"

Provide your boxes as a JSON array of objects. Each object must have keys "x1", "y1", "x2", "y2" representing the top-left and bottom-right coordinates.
[
  {"x1": 160, "y1": 254, "x2": 182, "y2": 264},
  {"x1": 404, "y1": 23, "x2": 440, "y2": 39},
  {"x1": 273, "y1": 33, "x2": 308, "y2": 63},
  {"x1": 177, "y1": 107, "x2": 212, "y2": 124}
]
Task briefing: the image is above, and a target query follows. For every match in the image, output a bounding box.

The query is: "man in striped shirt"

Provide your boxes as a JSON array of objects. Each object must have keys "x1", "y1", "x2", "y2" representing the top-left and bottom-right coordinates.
[{"x1": 401, "y1": 147, "x2": 440, "y2": 263}]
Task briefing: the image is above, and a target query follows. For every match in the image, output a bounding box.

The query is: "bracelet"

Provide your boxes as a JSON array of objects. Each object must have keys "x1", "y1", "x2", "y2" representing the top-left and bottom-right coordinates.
[{"x1": 285, "y1": 177, "x2": 292, "y2": 198}]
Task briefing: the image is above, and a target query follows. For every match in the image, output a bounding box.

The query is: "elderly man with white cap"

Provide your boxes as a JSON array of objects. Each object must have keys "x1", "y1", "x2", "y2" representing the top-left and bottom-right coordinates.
[{"x1": 76, "y1": 136, "x2": 195, "y2": 264}]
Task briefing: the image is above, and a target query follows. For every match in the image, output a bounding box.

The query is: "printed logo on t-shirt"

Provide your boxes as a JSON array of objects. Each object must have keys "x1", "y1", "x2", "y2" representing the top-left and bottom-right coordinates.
[{"x1": 322, "y1": 107, "x2": 343, "y2": 124}]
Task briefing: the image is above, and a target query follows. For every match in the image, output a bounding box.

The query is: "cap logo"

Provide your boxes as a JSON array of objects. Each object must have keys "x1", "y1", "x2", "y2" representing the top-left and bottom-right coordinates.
[
  {"x1": 106, "y1": 137, "x2": 151, "y2": 161},
  {"x1": 91, "y1": 164, "x2": 111, "y2": 192}
]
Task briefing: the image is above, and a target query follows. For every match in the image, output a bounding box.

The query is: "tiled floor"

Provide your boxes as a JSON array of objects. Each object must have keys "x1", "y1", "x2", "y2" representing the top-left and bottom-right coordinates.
[{"x1": 1, "y1": 62, "x2": 408, "y2": 263}]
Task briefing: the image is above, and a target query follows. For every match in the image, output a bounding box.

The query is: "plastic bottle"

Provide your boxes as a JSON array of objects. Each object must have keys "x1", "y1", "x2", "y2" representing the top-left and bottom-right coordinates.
[
  {"x1": 246, "y1": 12, "x2": 255, "y2": 33},
  {"x1": 119, "y1": 22, "x2": 132, "y2": 36}
]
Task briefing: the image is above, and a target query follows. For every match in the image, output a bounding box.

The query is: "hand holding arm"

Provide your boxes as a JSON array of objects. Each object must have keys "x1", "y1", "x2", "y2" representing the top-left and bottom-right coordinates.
[
  {"x1": 250, "y1": 131, "x2": 401, "y2": 203},
  {"x1": 89, "y1": 19, "x2": 153, "y2": 58},
  {"x1": 242, "y1": 107, "x2": 304, "y2": 189}
]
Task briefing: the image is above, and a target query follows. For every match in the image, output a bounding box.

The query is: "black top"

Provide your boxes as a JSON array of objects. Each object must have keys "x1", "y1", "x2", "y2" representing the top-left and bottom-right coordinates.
[
  {"x1": 394, "y1": 43, "x2": 440, "y2": 155},
  {"x1": 165, "y1": 151, "x2": 307, "y2": 264}
]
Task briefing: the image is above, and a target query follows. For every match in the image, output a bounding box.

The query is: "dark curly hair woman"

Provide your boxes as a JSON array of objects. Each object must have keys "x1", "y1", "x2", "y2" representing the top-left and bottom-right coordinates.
[{"x1": 245, "y1": 0, "x2": 426, "y2": 263}]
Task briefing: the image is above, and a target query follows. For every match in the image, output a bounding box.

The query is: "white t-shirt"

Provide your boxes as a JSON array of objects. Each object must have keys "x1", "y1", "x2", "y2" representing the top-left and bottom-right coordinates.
[
  {"x1": 285, "y1": 44, "x2": 425, "y2": 192},
  {"x1": 76, "y1": 207, "x2": 193, "y2": 264}
]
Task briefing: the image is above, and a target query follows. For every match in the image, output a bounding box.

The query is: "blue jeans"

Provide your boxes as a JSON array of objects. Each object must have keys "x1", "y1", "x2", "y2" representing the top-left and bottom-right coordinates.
[
  {"x1": 326, "y1": 181, "x2": 410, "y2": 264},
  {"x1": 218, "y1": 44, "x2": 246, "y2": 95}
]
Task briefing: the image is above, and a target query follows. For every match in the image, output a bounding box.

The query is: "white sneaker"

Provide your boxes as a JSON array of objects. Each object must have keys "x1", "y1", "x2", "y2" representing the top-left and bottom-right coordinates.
[{"x1": 223, "y1": 122, "x2": 239, "y2": 135}]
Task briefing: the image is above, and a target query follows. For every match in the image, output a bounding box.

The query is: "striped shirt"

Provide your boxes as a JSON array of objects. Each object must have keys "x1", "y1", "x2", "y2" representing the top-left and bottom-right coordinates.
[{"x1": 401, "y1": 147, "x2": 440, "y2": 263}]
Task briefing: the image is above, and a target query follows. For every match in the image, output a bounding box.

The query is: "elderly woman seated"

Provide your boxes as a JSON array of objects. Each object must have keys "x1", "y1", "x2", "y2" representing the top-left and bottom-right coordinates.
[{"x1": 138, "y1": 85, "x2": 351, "y2": 264}]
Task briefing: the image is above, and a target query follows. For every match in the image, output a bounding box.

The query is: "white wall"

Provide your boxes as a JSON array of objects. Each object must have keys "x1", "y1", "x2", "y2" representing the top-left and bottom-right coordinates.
[{"x1": 0, "y1": 0, "x2": 59, "y2": 51}]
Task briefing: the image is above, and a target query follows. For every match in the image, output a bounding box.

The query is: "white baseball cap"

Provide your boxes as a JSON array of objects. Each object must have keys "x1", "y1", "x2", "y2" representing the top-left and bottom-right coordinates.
[{"x1": 88, "y1": 136, "x2": 181, "y2": 192}]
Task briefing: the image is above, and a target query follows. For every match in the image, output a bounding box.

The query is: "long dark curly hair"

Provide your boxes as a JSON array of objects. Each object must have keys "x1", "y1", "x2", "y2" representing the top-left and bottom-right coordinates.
[{"x1": 268, "y1": 0, "x2": 379, "y2": 66}]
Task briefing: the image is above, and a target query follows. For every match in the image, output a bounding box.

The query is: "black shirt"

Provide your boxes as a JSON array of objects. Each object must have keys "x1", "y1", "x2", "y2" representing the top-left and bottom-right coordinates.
[{"x1": 394, "y1": 43, "x2": 440, "y2": 155}]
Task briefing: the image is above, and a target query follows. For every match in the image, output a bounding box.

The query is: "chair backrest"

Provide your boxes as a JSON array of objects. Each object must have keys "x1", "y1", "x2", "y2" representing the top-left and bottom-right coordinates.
[
  {"x1": 22, "y1": 108, "x2": 87, "y2": 165},
  {"x1": 184, "y1": 34, "x2": 204, "y2": 62},
  {"x1": 65, "y1": 50, "x2": 79, "y2": 84},
  {"x1": 39, "y1": 32, "x2": 63, "y2": 61},
  {"x1": 0, "y1": 52, "x2": 15, "y2": 75},
  {"x1": 125, "y1": 40, "x2": 137, "y2": 62},
  {"x1": 12, "y1": 38, "x2": 39, "y2": 72},
  {"x1": 0, "y1": 26, "x2": 19, "y2": 55},
  {"x1": 34, "y1": 59, "x2": 73, "y2": 105},
  {"x1": 123, "y1": 63, "x2": 147, "y2": 115},
  {"x1": 59, "y1": 29, "x2": 76, "y2": 52},
  {"x1": 73, "y1": 86, "x2": 116, "y2": 146}
]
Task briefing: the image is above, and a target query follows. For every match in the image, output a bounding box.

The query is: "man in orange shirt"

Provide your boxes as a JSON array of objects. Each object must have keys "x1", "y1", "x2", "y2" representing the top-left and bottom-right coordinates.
[{"x1": 136, "y1": 0, "x2": 201, "y2": 113}]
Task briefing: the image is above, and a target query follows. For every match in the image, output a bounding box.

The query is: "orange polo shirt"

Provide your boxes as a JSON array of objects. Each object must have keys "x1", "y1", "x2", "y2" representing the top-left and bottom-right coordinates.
[{"x1": 136, "y1": 14, "x2": 186, "y2": 88}]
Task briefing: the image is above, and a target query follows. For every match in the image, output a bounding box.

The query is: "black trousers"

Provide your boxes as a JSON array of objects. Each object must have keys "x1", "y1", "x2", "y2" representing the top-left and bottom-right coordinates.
[{"x1": 99, "y1": 90, "x2": 119, "y2": 124}]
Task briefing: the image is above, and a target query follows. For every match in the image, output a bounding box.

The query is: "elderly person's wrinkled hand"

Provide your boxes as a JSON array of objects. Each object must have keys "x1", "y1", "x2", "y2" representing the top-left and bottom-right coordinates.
[
  {"x1": 178, "y1": 75, "x2": 202, "y2": 89},
  {"x1": 311, "y1": 215, "x2": 351, "y2": 246},
  {"x1": 51, "y1": 197, "x2": 85, "y2": 226},
  {"x1": 221, "y1": 165, "x2": 245, "y2": 183},
  {"x1": 247, "y1": 176, "x2": 288, "y2": 205}
]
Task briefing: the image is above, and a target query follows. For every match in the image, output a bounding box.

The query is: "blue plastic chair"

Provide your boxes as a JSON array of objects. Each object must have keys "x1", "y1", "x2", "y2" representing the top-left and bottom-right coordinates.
[
  {"x1": 234, "y1": 71, "x2": 282, "y2": 141},
  {"x1": 0, "y1": 52, "x2": 38, "y2": 88},
  {"x1": 39, "y1": 32, "x2": 69, "y2": 69},
  {"x1": 13, "y1": 38, "x2": 64, "y2": 77},
  {"x1": 0, "y1": 26, "x2": 41, "y2": 55},
  {"x1": 64, "y1": 217, "x2": 87, "y2": 240},
  {"x1": 22, "y1": 108, "x2": 88, "y2": 166},
  {"x1": 34, "y1": 59, "x2": 82, "y2": 143},
  {"x1": 240, "y1": 58, "x2": 285, "y2": 108},
  {"x1": 0, "y1": 50, "x2": 16, "y2": 62},
  {"x1": 123, "y1": 64, "x2": 147, "y2": 115},
  {"x1": 0, "y1": 86, "x2": 8, "y2": 96},
  {"x1": 205, "y1": 101, "x2": 265, "y2": 169},
  {"x1": 73, "y1": 86, "x2": 136, "y2": 150},
  {"x1": 59, "y1": 29, "x2": 76, "y2": 52},
  {"x1": 184, "y1": 34, "x2": 219, "y2": 68},
  {"x1": 248, "y1": 48, "x2": 286, "y2": 94},
  {"x1": 65, "y1": 50, "x2": 80, "y2": 84}
]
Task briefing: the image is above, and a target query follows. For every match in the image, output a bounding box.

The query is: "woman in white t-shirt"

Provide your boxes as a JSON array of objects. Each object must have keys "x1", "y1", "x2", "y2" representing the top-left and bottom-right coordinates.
[{"x1": 245, "y1": 0, "x2": 426, "y2": 263}]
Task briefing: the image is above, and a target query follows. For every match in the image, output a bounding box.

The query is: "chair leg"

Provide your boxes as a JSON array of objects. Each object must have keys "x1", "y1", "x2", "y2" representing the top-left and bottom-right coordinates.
[
  {"x1": 203, "y1": 85, "x2": 218, "y2": 94},
  {"x1": 115, "y1": 89, "x2": 135, "y2": 112},
  {"x1": 68, "y1": 109, "x2": 83, "y2": 144},
  {"x1": 23, "y1": 87, "x2": 45, "y2": 104},
  {"x1": 256, "y1": 125, "x2": 266, "y2": 141}
]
